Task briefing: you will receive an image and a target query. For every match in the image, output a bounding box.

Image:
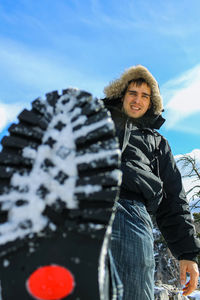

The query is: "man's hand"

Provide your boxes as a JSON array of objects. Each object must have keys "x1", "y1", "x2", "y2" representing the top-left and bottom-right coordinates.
[{"x1": 179, "y1": 260, "x2": 199, "y2": 296}]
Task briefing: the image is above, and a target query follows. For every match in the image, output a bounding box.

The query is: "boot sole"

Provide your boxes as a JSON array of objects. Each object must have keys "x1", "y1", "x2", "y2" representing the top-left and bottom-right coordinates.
[{"x1": 0, "y1": 89, "x2": 121, "y2": 299}]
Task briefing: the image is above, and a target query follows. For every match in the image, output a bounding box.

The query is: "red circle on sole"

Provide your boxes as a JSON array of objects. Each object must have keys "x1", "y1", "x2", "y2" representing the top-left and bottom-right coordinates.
[{"x1": 27, "y1": 265, "x2": 75, "y2": 300}]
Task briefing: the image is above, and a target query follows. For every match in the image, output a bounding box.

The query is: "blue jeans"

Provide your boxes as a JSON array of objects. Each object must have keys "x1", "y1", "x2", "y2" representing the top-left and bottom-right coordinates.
[
  {"x1": 107, "y1": 249, "x2": 124, "y2": 300},
  {"x1": 110, "y1": 198, "x2": 155, "y2": 300}
]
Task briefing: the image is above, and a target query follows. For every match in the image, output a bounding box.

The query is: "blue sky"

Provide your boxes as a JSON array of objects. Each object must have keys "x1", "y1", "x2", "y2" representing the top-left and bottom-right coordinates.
[{"x1": 0, "y1": 0, "x2": 200, "y2": 155}]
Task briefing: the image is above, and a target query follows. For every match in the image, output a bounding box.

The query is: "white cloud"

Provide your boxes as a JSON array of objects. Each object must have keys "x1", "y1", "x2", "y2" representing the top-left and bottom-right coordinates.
[
  {"x1": 161, "y1": 65, "x2": 200, "y2": 129},
  {"x1": 0, "y1": 102, "x2": 25, "y2": 132}
]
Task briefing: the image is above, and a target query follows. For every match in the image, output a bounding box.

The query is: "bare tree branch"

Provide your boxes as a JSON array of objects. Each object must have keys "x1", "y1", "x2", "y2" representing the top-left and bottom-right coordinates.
[{"x1": 177, "y1": 154, "x2": 200, "y2": 208}]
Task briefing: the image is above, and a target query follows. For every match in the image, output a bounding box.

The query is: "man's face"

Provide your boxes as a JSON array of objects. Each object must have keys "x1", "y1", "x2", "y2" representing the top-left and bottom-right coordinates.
[{"x1": 122, "y1": 82, "x2": 151, "y2": 119}]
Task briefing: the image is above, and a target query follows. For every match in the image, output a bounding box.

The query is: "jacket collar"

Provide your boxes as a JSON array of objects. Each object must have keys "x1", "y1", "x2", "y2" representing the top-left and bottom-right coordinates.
[{"x1": 103, "y1": 98, "x2": 165, "y2": 130}]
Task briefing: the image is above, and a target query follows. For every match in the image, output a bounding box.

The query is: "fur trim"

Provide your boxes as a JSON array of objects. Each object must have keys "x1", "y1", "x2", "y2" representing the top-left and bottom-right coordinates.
[{"x1": 104, "y1": 65, "x2": 163, "y2": 115}]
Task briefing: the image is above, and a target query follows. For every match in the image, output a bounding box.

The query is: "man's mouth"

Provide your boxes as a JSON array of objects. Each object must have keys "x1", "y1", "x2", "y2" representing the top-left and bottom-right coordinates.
[{"x1": 130, "y1": 105, "x2": 140, "y2": 111}]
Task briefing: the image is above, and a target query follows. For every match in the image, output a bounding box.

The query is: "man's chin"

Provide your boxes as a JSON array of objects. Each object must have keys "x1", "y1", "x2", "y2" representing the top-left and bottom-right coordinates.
[{"x1": 127, "y1": 113, "x2": 141, "y2": 119}]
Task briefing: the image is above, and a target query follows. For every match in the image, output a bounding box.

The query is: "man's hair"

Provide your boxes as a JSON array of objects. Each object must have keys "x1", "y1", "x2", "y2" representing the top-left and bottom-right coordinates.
[
  {"x1": 104, "y1": 65, "x2": 163, "y2": 114},
  {"x1": 122, "y1": 77, "x2": 151, "y2": 97}
]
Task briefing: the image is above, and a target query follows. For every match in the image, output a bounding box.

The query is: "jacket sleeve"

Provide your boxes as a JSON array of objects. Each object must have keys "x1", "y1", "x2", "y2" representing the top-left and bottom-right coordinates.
[{"x1": 156, "y1": 137, "x2": 200, "y2": 261}]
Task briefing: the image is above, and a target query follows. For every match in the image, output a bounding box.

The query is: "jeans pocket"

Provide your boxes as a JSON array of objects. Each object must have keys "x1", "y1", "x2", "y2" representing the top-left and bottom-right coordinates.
[{"x1": 133, "y1": 202, "x2": 154, "y2": 232}]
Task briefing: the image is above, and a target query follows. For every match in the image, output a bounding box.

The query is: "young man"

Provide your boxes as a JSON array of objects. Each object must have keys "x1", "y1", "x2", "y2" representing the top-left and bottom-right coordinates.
[{"x1": 103, "y1": 65, "x2": 200, "y2": 299}]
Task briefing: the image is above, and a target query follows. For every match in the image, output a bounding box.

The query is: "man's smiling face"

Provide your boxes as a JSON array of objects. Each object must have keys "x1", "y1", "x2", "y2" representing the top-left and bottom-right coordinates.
[{"x1": 122, "y1": 82, "x2": 151, "y2": 119}]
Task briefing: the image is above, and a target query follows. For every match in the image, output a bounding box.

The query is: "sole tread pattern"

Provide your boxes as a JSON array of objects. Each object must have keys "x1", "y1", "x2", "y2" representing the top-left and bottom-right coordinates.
[{"x1": 0, "y1": 88, "x2": 121, "y2": 299}]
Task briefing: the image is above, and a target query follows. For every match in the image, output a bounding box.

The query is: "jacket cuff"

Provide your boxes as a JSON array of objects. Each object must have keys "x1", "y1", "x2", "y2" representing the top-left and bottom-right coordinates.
[{"x1": 178, "y1": 253, "x2": 199, "y2": 264}]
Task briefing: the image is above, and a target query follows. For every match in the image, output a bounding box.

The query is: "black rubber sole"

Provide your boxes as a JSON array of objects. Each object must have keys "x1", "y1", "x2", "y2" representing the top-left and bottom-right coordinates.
[{"x1": 0, "y1": 89, "x2": 121, "y2": 300}]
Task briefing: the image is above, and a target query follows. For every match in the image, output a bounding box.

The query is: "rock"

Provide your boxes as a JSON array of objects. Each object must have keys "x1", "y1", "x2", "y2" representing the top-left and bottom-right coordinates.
[
  {"x1": 154, "y1": 285, "x2": 169, "y2": 300},
  {"x1": 153, "y1": 225, "x2": 199, "y2": 299},
  {"x1": 154, "y1": 226, "x2": 180, "y2": 286},
  {"x1": 154, "y1": 283, "x2": 189, "y2": 299}
]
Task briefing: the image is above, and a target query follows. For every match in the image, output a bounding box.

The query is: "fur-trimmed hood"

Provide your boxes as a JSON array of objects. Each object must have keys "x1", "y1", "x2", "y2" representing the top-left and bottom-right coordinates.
[{"x1": 104, "y1": 65, "x2": 163, "y2": 115}]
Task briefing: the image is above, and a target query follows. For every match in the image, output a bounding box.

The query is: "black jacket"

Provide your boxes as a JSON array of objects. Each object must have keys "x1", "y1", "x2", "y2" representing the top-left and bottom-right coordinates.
[{"x1": 104, "y1": 98, "x2": 200, "y2": 262}]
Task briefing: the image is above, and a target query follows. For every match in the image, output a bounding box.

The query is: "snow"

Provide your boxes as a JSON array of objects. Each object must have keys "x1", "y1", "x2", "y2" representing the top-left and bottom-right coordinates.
[
  {"x1": 0, "y1": 92, "x2": 80, "y2": 245},
  {"x1": 76, "y1": 149, "x2": 120, "y2": 165},
  {"x1": 0, "y1": 94, "x2": 78, "y2": 245},
  {"x1": 154, "y1": 286, "x2": 166, "y2": 292},
  {"x1": 154, "y1": 285, "x2": 200, "y2": 299},
  {"x1": 75, "y1": 184, "x2": 102, "y2": 195},
  {"x1": 189, "y1": 290, "x2": 200, "y2": 299},
  {"x1": 74, "y1": 117, "x2": 114, "y2": 139}
]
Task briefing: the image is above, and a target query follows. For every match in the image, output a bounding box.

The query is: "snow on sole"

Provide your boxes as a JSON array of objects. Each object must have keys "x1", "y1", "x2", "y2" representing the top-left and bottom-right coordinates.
[{"x1": 0, "y1": 89, "x2": 121, "y2": 300}]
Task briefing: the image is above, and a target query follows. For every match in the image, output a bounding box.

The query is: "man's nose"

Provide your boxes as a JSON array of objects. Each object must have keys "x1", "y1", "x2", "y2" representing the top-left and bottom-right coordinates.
[{"x1": 133, "y1": 95, "x2": 141, "y2": 103}]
